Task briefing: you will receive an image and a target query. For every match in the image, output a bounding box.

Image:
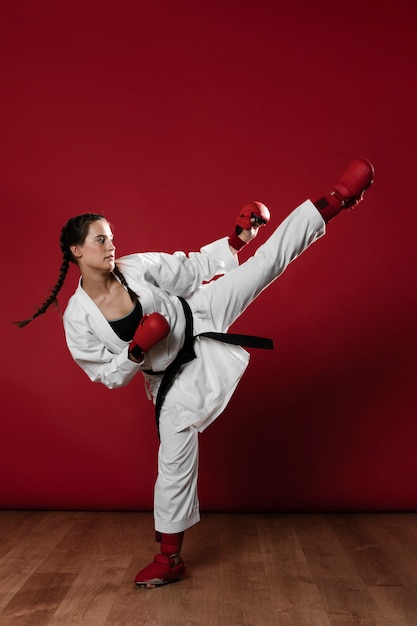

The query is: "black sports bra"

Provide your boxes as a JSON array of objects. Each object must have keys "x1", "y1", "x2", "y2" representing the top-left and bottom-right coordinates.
[{"x1": 108, "y1": 299, "x2": 143, "y2": 341}]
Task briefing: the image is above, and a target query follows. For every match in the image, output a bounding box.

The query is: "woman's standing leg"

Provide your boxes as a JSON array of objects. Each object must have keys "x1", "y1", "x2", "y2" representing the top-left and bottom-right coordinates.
[
  {"x1": 134, "y1": 405, "x2": 199, "y2": 587},
  {"x1": 154, "y1": 409, "x2": 200, "y2": 534}
]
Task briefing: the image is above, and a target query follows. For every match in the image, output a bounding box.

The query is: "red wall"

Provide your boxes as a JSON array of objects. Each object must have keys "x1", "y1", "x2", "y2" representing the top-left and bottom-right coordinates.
[{"x1": 2, "y1": 0, "x2": 417, "y2": 512}]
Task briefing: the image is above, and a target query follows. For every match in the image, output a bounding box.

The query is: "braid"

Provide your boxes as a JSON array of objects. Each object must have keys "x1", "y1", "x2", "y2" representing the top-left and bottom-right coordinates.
[
  {"x1": 14, "y1": 212, "x2": 106, "y2": 328},
  {"x1": 113, "y1": 264, "x2": 138, "y2": 300},
  {"x1": 13, "y1": 255, "x2": 70, "y2": 328}
]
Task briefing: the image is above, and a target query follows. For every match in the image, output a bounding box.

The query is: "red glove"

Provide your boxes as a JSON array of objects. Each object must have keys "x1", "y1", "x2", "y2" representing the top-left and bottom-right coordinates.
[
  {"x1": 229, "y1": 201, "x2": 270, "y2": 251},
  {"x1": 129, "y1": 313, "x2": 170, "y2": 360},
  {"x1": 236, "y1": 201, "x2": 271, "y2": 232}
]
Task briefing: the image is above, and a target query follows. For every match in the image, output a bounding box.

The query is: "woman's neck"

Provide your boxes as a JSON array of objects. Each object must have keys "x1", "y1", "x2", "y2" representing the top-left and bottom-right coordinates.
[
  {"x1": 80, "y1": 270, "x2": 135, "y2": 319},
  {"x1": 80, "y1": 270, "x2": 116, "y2": 298}
]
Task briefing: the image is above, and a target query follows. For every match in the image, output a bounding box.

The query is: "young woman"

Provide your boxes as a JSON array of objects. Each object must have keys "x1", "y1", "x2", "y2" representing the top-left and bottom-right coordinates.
[{"x1": 16, "y1": 158, "x2": 374, "y2": 588}]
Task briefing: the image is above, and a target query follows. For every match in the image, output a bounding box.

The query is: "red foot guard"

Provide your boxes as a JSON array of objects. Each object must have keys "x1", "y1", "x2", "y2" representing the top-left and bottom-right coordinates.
[
  {"x1": 315, "y1": 158, "x2": 375, "y2": 222},
  {"x1": 333, "y1": 158, "x2": 375, "y2": 208},
  {"x1": 135, "y1": 554, "x2": 186, "y2": 587}
]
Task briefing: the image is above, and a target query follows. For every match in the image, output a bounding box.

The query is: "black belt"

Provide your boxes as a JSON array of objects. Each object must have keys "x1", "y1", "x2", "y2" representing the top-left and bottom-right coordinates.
[{"x1": 152, "y1": 297, "x2": 273, "y2": 438}]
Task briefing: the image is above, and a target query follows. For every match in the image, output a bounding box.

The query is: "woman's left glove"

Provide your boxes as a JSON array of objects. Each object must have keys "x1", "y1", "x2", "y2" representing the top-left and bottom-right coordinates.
[{"x1": 229, "y1": 201, "x2": 270, "y2": 251}]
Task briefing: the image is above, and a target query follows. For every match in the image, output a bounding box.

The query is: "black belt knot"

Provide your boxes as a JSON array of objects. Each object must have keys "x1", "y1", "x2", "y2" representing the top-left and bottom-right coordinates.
[{"x1": 153, "y1": 297, "x2": 273, "y2": 438}]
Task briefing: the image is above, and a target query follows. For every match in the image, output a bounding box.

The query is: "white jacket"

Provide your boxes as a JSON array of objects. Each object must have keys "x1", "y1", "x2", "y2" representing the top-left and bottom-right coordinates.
[{"x1": 63, "y1": 236, "x2": 250, "y2": 432}]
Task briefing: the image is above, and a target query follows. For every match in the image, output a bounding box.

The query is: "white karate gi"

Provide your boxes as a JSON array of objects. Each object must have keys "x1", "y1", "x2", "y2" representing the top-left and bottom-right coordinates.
[{"x1": 64, "y1": 200, "x2": 325, "y2": 533}]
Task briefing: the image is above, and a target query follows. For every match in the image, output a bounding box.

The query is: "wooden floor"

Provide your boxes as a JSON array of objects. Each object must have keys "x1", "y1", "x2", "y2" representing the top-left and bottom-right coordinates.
[{"x1": 1, "y1": 511, "x2": 417, "y2": 625}]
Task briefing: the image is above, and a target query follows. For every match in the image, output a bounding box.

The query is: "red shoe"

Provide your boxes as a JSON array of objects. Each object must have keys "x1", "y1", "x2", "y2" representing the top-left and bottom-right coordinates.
[
  {"x1": 333, "y1": 158, "x2": 375, "y2": 208},
  {"x1": 135, "y1": 554, "x2": 186, "y2": 587},
  {"x1": 315, "y1": 158, "x2": 375, "y2": 222}
]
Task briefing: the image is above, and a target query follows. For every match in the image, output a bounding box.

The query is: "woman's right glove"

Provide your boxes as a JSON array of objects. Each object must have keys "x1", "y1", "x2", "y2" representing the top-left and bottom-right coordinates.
[{"x1": 129, "y1": 313, "x2": 170, "y2": 361}]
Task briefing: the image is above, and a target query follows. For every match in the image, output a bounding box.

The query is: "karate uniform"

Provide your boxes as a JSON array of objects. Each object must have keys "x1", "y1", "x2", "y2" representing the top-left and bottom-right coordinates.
[{"x1": 63, "y1": 200, "x2": 325, "y2": 533}]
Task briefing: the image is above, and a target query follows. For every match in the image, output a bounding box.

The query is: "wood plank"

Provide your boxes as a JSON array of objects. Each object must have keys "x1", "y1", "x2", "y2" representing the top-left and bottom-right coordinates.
[
  {"x1": 50, "y1": 554, "x2": 131, "y2": 625},
  {"x1": 0, "y1": 573, "x2": 77, "y2": 626},
  {"x1": 258, "y1": 514, "x2": 332, "y2": 625},
  {"x1": 291, "y1": 514, "x2": 381, "y2": 623},
  {"x1": 0, "y1": 512, "x2": 77, "y2": 611},
  {"x1": 0, "y1": 512, "x2": 46, "y2": 559},
  {"x1": 1, "y1": 511, "x2": 417, "y2": 624}
]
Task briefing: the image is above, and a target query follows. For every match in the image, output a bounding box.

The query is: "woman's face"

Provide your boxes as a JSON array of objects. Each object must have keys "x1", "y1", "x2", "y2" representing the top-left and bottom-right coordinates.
[{"x1": 71, "y1": 219, "x2": 116, "y2": 273}]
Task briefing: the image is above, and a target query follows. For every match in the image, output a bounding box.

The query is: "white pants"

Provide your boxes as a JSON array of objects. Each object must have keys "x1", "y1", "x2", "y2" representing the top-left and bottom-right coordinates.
[{"x1": 154, "y1": 200, "x2": 326, "y2": 533}]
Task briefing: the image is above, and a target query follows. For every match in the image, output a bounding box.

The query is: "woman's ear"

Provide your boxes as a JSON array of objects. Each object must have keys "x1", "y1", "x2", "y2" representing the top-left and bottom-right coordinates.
[{"x1": 70, "y1": 245, "x2": 82, "y2": 259}]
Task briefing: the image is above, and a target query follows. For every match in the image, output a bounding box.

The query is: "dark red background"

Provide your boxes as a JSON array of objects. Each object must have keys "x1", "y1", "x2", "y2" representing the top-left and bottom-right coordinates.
[{"x1": 2, "y1": 0, "x2": 417, "y2": 512}]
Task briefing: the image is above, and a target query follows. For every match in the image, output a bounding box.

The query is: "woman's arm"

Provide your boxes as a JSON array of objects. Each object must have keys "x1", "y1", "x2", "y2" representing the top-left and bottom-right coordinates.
[
  {"x1": 118, "y1": 237, "x2": 239, "y2": 297},
  {"x1": 64, "y1": 316, "x2": 141, "y2": 389}
]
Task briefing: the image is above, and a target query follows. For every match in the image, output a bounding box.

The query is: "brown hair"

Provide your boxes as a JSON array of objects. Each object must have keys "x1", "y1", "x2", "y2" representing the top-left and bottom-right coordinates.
[{"x1": 14, "y1": 213, "x2": 107, "y2": 327}]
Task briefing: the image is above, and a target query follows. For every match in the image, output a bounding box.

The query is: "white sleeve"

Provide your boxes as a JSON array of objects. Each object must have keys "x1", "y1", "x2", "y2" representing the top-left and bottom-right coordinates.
[
  {"x1": 64, "y1": 316, "x2": 141, "y2": 389},
  {"x1": 119, "y1": 237, "x2": 238, "y2": 297}
]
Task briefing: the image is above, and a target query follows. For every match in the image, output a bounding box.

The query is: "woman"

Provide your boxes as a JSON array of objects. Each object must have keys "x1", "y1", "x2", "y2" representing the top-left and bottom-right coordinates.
[{"x1": 16, "y1": 158, "x2": 374, "y2": 588}]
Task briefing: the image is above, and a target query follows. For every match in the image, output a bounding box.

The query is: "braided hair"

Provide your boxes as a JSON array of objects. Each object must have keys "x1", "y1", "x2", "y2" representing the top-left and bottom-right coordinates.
[
  {"x1": 14, "y1": 213, "x2": 107, "y2": 328},
  {"x1": 112, "y1": 264, "x2": 138, "y2": 301}
]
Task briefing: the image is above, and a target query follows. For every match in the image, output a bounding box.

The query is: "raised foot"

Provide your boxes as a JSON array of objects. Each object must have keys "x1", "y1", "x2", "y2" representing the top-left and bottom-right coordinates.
[{"x1": 333, "y1": 158, "x2": 375, "y2": 208}]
